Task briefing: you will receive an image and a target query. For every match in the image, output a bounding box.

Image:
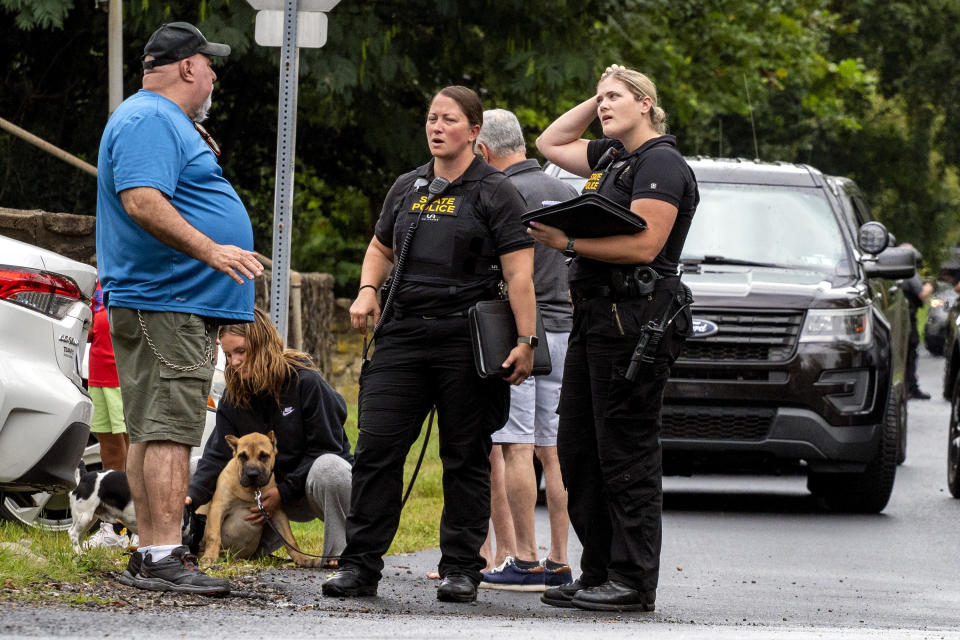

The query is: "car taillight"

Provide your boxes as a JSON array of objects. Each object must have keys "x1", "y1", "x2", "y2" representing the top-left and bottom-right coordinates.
[{"x1": 0, "y1": 265, "x2": 83, "y2": 320}]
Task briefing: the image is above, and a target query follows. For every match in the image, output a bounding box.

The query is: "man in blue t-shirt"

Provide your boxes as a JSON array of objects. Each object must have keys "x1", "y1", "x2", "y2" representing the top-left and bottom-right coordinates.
[{"x1": 95, "y1": 21, "x2": 263, "y2": 595}]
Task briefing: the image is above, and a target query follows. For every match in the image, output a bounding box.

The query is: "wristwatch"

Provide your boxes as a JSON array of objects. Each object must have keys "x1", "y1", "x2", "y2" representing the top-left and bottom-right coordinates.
[
  {"x1": 563, "y1": 237, "x2": 577, "y2": 258},
  {"x1": 517, "y1": 335, "x2": 539, "y2": 348}
]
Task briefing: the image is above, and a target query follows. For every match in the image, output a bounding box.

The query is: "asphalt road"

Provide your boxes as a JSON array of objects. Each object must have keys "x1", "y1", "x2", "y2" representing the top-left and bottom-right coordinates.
[{"x1": 2, "y1": 351, "x2": 959, "y2": 639}]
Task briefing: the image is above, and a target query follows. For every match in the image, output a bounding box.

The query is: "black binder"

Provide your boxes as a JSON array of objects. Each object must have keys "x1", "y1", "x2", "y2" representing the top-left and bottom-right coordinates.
[
  {"x1": 521, "y1": 192, "x2": 647, "y2": 238},
  {"x1": 468, "y1": 300, "x2": 552, "y2": 379}
]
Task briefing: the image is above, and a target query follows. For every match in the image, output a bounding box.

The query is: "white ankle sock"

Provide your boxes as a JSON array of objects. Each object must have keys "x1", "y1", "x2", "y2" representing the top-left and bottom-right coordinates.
[{"x1": 147, "y1": 544, "x2": 179, "y2": 562}]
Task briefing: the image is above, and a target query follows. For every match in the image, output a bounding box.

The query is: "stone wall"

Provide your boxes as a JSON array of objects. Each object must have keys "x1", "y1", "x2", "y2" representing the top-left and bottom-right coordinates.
[{"x1": 0, "y1": 208, "x2": 96, "y2": 263}]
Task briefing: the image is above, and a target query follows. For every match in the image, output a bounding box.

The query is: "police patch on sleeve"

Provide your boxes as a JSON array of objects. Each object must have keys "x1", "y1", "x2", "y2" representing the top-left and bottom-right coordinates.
[{"x1": 408, "y1": 195, "x2": 461, "y2": 215}]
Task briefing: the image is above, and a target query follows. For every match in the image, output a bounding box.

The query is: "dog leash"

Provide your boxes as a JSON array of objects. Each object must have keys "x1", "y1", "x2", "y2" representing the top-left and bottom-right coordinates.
[
  {"x1": 254, "y1": 489, "x2": 338, "y2": 565},
  {"x1": 252, "y1": 400, "x2": 434, "y2": 564}
]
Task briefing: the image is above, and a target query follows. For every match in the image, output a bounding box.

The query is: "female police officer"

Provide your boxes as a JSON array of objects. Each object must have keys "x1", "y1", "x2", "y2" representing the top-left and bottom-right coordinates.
[
  {"x1": 530, "y1": 65, "x2": 698, "y2": 612},
  {"x1": 322, "y1": 86, "x2": 537, "y2": 604}
]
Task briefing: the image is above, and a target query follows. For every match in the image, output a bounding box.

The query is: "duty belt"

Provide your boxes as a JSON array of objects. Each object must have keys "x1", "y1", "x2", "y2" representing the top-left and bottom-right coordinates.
[
  {"x1": 393, "y1": 309, "x2": 470, "y2": 321},
  {"x1": 571, "y1": 274, "x2": 681, "y2": 303}
]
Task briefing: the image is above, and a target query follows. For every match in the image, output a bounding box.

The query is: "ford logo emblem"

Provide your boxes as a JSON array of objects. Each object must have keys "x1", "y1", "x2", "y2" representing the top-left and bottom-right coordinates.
[{"x1": 690, "y1": 318, "x2": 719, "y2": 338}]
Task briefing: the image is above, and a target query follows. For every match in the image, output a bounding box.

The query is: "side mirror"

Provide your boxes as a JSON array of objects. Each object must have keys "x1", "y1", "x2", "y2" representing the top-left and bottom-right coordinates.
[
  {"x1": 863, "y1": 246, "x2": 916, "y2": 280},
  {"x1": 858, "y1": 221, "x2": 889, "y2": 255}
]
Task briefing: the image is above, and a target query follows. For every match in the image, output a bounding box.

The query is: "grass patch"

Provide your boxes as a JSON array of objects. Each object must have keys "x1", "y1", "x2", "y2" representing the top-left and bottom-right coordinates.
[
  {"x1": 0, "y1": 524, "x2": 128, "y2": 587},
  {"x1": 0, "y1": 393, "x2": 444, "y2": 592}
]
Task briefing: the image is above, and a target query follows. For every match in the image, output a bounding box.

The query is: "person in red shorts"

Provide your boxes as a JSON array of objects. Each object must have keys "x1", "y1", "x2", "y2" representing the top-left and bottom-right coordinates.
[{"x1": 84, "y1": 281, "x2": 132, "y2": 549}]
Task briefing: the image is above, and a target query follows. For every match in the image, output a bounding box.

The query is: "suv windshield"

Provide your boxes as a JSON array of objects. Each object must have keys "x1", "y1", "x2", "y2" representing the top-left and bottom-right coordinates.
[{"x1": 682, "y1": 184, "x2": 854, "y2": 277}]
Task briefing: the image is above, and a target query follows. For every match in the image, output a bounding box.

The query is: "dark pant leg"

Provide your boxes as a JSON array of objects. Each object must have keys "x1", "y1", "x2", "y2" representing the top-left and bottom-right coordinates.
[
  {"x1": 560, "y1": 291, "x2": 688, "y2": 600},
  {"x1": 593, "y1": 338, "x2": 665, "y2": 600},
  {"x1": 430, "y1": 318, "x2": 506, "y2": 584},
  {"x1": 339, "y1": 323, "x2": 433, "y2": 581},
  {"x1": 595, "y1": 291, "x2": 687, "y2": 599},
  {"x1": 906, "y1": 314, "x2": 920, "y2": 392},
  {"x1": 557, "y1": 311, "x2": 611, "y2": 587}
]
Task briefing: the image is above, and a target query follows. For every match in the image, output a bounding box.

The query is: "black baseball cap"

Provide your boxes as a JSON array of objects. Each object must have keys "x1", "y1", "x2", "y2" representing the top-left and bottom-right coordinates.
[{"x1": 142, "y1": 22, "x2": 231, "y2": 70}]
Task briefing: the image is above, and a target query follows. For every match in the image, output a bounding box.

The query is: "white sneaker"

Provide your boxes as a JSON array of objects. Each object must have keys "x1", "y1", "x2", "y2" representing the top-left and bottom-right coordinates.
[{"x1": 82, "y1": 522, "x2": 126, "y2": 550}]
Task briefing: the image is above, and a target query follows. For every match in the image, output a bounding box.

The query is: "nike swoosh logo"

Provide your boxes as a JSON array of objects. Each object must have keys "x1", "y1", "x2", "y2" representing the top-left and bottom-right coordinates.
[{"x1": 282, "y1": 407, "x2": 294, "y2": 416}]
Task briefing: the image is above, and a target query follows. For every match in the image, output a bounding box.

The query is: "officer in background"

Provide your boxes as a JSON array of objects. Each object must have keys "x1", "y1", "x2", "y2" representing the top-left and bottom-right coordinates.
[
  {"x1": 322, "y1": 86, "x2": 536, "y2": 604},
  {"x1": 899, "y1": 243, "x2": 933, "y2": 400},
  {"x1": 532, "y1": 65, "x2": 697, "y2": 612},
  {"x1": 475, "y1": 109, "x2": 577, "y2": 591}
]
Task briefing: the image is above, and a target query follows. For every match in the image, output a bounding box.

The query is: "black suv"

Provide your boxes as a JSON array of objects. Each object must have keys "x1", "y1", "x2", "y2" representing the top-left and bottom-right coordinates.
[
  {"x1": 546, "y1": 159, "x2": 915, "y2": 513},
  {"x1": 939, "y1": 285, "x2": 960, "y2": 497}
]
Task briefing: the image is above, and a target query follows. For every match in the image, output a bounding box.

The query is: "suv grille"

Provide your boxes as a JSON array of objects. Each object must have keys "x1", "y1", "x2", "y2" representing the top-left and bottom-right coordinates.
[
  {"x1": 661, "y1": 406, "x2": 774, "y2": 441},
  {"x1": 679, "y1": 309, "x2": 804, "y2": 362}
]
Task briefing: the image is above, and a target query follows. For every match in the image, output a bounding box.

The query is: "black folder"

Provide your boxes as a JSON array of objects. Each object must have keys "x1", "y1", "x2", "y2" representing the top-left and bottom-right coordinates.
[
  {"x1": 521, "y1": 192, "x2": 647, "y2": 238},
  {"x1": 468, "y1": 300, "x2": 552, "y2": 379}
]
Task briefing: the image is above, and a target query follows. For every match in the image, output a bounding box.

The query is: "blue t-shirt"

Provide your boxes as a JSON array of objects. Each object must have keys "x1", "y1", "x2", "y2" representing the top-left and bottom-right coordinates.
[{"x1": 95, "y1": 90, "x2": 254, "y2": 323}]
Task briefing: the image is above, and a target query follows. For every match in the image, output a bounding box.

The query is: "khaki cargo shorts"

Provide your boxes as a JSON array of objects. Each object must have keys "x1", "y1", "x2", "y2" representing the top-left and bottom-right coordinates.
[{"x1": 109, "y1": 307, "x2": 216, "y2": 447}]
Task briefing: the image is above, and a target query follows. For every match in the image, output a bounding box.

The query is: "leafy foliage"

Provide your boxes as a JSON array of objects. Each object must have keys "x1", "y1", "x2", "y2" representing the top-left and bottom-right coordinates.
[{"x1": 2, "y1": 0, "x2": 960, "y2": 286}]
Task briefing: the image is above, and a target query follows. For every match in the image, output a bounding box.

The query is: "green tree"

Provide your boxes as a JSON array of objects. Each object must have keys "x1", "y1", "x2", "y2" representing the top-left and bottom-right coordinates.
[{"x1": 4, "y1": 0, "x2": 960, "y2": 284}]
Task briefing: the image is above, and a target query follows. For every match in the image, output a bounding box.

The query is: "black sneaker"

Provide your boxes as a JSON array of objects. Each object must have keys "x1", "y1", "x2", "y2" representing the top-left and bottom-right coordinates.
[
  {"x1": 117, "y1": 551, "x2": 142, "y2": 587},
  {"x1": 908, "y1": 389, "x2": 931, "y2": 400},
  {"x1": 136, "y1": 546, "x2": 230, "y2": 595}
]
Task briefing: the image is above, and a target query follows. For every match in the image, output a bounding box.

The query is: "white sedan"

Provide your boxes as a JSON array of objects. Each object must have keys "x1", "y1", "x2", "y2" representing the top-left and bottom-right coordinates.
[{"x1": 0, "y1": 234, "x2": 98, "y2": 529}]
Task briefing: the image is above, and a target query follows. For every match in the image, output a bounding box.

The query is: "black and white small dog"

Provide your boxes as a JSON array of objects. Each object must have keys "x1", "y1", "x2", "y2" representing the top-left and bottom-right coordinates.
[{"x1": 68, "y1": 462, "x2": 137, "y2": 553}]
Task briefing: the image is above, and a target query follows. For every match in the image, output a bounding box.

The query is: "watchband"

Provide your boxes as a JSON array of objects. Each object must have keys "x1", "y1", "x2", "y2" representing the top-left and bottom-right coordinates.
[
  {"x1": 517, "y1": 335, "x2": 539, "y2": 348},
  {"x1": 563, "y1": 237, "x2": 577, "y2": 258}
]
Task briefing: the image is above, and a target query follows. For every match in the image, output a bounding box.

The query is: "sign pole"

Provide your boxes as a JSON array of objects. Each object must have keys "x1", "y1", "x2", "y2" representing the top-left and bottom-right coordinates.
[{"x1": 269, "y1": 0, "x2": 300, "y2": 343}]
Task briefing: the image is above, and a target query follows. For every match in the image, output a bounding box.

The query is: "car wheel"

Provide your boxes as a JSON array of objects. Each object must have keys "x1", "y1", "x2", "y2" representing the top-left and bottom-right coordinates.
[
  {"x1": 926, "y1": 335, "x2": 945, "y2": 357},
  {"x1": 0, "y1": 442, "x2": 102, "y2": 531},
  {"x1": 947, "y1": 374, "x2": 960, "y2": 498},
  {"x1": 808, "y1": 383, "x2": 899, "y2": 513},
  {"x1": 897, "y1": 386, "x2": 908, "y2": 465},
  {"x1": 0, "y1": 490, "x2": 75, "y2": 531}
]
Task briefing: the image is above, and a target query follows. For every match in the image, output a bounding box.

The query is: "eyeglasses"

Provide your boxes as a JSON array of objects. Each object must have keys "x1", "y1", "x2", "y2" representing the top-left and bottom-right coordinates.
[{"x1": 193, "y1": 122, "x2": 221, "y2": 157}]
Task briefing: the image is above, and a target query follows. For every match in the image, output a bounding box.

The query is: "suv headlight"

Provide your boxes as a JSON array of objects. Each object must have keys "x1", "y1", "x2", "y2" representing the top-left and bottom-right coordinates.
[{"x1": 799, "y1": 307, "x2": 872, "y2": 347}]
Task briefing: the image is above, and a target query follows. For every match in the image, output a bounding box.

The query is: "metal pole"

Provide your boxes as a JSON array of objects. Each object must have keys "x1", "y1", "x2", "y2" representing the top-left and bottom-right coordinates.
[
  {"x1": 108, "y1": 0, "x2": 123, "y2": 114},
  {"x1": 269, "y1": 0, "x2": 299, "y2": 343}
]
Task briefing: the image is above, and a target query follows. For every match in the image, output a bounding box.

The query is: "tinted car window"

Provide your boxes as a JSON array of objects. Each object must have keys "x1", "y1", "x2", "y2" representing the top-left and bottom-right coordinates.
[{"x1": 682, "y1": 184, "x2": 855, "y2": 276}]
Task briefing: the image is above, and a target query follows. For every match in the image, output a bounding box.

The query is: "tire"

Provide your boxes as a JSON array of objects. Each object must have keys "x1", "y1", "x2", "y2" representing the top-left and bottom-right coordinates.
[
  {"x1": 807, "y1": 384, "x2": 899, "y2": 513},
  {"x1": 896, "y1": 387, "x2": 908, "y2": 465},
  {"x1": 947, "y1": 374, "x2": 960, "y2": 498},
  {"x1": 0, "y1": 490, "x2": 74, "y2": 531}
]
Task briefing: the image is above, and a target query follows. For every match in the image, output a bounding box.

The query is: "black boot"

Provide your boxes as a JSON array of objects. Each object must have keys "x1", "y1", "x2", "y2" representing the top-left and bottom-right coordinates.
[
  {"x1": 321, "y1": 567, "x2": 378, "y2": 597},
  {"x1": 571, "y1": 580, "x2": 655, "y2": 612},
  {"x1": 541, "y1": 578, "x2": 592, "y2": 608},
  {"x1": 437, "y1": 574, "x2": 477, "y2": 603}
]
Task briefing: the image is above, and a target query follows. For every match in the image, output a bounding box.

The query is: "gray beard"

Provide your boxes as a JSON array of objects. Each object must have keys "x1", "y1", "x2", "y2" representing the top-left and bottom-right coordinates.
[{"x1": 193, "y1": 91, "x2": 212, "y2": 123}]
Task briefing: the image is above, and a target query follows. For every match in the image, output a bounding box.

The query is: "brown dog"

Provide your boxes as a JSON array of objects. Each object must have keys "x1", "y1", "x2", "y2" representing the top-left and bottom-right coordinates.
[{"x1": 200, "y1": 431, "x2": 323, "y2": 567}]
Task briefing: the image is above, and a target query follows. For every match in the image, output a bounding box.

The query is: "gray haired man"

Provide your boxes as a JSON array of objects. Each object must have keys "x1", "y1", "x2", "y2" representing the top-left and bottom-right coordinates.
[{"x1": 475, "y1": 109, "x2": 578, "y2": 591}]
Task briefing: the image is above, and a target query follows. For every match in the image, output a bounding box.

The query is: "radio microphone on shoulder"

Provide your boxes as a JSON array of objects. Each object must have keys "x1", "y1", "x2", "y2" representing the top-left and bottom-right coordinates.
[
  {"x1": 426, "y1": 176, "x2": 451, "y2": 204},
  {"x1": 595, "y1": 147, "x2": 618, "y2": 171}
]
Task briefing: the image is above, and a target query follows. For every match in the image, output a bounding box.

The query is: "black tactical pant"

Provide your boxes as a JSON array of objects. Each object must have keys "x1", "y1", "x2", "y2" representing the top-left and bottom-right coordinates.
[
  {"x1": 557, "y1": 285, "x2": 689, "y2": 601},
  {"x1": 339, "y1": 316, "x2": 509, "y2": 584},
  {"x1": 905, "y1": 314, "x2": 921, "y2": 393}
]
